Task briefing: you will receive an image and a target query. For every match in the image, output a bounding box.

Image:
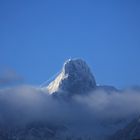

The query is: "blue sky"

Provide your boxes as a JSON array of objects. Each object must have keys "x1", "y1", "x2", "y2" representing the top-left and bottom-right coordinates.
[{"x1": 0, "y1": 0, "x2": 140, "y2": 88}]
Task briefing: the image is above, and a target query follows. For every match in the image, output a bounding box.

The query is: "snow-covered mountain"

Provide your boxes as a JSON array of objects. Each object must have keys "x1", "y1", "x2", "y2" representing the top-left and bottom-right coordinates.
[
  {"x1": 0, "y1": 58, "x2": 140, "y2": 140},
  {"x1": 46, "y1": 59, "x2": 96, "y2": 96}
]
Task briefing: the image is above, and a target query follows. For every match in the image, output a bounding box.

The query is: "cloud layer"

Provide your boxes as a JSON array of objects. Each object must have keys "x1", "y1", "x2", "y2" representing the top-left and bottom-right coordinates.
[{"x1": 0, "y1": 85, "x2": 140, "y2": 128}]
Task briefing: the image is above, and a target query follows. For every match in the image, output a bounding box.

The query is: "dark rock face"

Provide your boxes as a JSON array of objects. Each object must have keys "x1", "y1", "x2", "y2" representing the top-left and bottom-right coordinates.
[
  {"x1": 0, "y1": 122, "x2": 67, "y2": 140},
  {"x1": 109, "y1": 117, "x2": 140, "y2": 140}
]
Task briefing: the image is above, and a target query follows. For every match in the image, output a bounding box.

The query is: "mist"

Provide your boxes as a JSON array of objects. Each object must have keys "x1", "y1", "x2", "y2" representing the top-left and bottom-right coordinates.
[{"x1": 0, "y1": 85, "x2": 140, "y2": 129}]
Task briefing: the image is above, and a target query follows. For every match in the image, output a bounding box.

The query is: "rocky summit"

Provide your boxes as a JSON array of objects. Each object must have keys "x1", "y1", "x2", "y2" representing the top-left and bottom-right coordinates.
[{"x1": 47, "y1": 59, "x2": 96, "y2": 96}]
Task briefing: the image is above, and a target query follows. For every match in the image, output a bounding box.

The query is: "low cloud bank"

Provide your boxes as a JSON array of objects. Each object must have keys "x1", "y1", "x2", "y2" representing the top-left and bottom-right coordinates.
[{"x1": 0, "y1": 85, "x2": 140, "y2": 128}]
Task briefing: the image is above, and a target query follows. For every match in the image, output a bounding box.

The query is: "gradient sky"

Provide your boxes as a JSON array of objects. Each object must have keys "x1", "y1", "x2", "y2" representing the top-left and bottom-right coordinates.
[{"x1": 0, "y1": 0, "x2": 140, "y2": 88}]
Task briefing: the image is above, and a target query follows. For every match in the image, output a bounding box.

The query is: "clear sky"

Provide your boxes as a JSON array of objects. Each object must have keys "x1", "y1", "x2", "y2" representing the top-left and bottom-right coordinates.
[{"x1": 0, "y1": 0, "x2": 140, "y2": 88}]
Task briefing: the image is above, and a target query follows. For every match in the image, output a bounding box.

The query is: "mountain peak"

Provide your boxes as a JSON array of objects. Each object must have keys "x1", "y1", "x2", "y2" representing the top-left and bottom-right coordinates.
[
  {"x1": 63, "y1": 59, "x2": 91, "y2": 75},
  {"x1": 47, "y1": 58, "x2": 96, "y2": 95}
]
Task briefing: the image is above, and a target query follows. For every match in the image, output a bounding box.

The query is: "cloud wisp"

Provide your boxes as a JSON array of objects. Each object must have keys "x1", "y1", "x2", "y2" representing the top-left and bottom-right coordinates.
[{"x1": 0, "y1": 68, "x2": 23, "y2": 87}]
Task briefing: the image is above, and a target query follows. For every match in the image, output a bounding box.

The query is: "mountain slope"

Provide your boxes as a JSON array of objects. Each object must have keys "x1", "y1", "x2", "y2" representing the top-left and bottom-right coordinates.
[
  {"x1": 0, "y1": 122, "x2": 67, "y2": 140},
  {"x1": 109, "y1": 117, "x2": 140, "y2": 140}
]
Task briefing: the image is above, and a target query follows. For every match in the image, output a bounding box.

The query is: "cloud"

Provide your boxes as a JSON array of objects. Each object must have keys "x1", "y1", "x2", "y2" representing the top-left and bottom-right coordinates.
[
  {"x1": 74, "y1": 89, "x2": 140, "y2": 119},
  {"x1": 0, "y1": 69, "x2": 23, "y2": 86},
  {"x1": 0, "y1": 85, "x2": 140, "y2": 126},
  {"x1": 0, "y1": 84, "x2": 140, "y2": 139}
]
